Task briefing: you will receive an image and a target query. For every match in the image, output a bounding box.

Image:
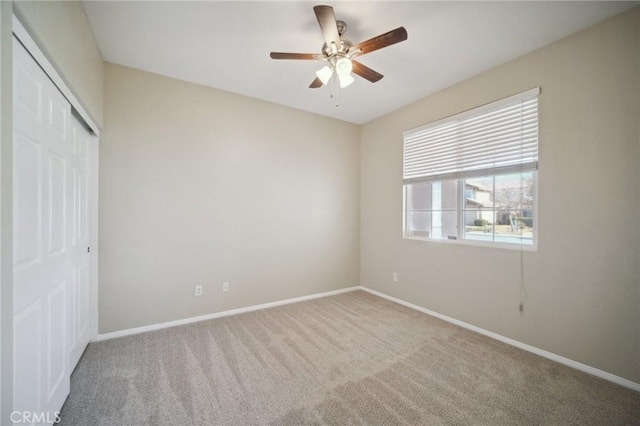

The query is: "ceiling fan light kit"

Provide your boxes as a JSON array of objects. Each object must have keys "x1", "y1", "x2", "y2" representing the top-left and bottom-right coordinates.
[
  {"x1": 338, "y1": 73, "x2": 355, "y2": 89},
  {"x1": 335, "y1": 57, "x2": 353, "y2": 76},
  {"x1": 315, "y1": 65, "x2": 333, "y2": 85},
  {"x1": 270, "y1": 5, "x2": 408, "y2": 95}
]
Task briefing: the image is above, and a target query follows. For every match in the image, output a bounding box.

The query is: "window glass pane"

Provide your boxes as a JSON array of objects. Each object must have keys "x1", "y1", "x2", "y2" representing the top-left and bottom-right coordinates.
[
  {"x1": 430, "y1": 180, "x2": 458, "y2": 240},
  {"x1": 461, "y1": 172, "x2": 535, "y2": 245},
  {"x1": 405, "y1": 172, "x2": 535, "y2": 247},
  {"x1": 463, "y1": 175, "x2": 494, "y2": 240},
  {"x1": 407, "y1": 211, "x2": 431, "y2": 238},
  {"x1": 440, "y1": 180, "x2": 458, "y2": 211},
  {"x1": 432, "y1": 210, "x2": 458, "y2": 240},
  {"x1": 464, "y1": 208, "x2": 493, "y2": 241},
  {"x1": 493, "y1": 172, "x2": 534, "y2": 245},
  {"x1": 407, "y1": 181, "x2": 431, "y2": 211},
  {"x1": 405, "y1": 180, "x2": 458, "y2": 240},
  {"x1": 406, "y1": 183, "x2": 431, "y2": 237},
  {"x1": 465, "y1": 229, "x2": 494, "y2": 242},
  {"x1": 494, "y1": 172, "x2": 534, "y2": 210},
  {"x1": 495, "y1": 210, "x2": 534, "y2": 245},
  {"x1": 464, "y1": 176, "x2": 493, "y2": 207}
]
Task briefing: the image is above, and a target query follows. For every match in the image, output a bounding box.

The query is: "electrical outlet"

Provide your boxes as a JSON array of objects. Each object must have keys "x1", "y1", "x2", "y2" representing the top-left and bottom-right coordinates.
[
  {"x1": 195, "y1": 285, "x2": 203, "y2": 297},
  {"x1": 222, "y1": 282, "x2": 229, "y2": 293},
  {"x1": 393, "y1": 272, "x2": 398, "y2": 282}
]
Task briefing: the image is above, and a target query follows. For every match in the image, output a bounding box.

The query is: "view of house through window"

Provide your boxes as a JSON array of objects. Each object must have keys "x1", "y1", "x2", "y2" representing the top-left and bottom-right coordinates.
[
  {"x1": 405, "y1": 171, "x2": 535, "y2": 245},
  {"x1": 464, "y1": 172, "x2": 534, "y2": 244}
]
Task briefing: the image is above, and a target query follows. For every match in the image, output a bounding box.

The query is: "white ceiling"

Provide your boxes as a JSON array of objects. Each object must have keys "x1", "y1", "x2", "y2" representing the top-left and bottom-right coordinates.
[{"x1": 84, "y1": 1, "x2": 637, "y2": 124}]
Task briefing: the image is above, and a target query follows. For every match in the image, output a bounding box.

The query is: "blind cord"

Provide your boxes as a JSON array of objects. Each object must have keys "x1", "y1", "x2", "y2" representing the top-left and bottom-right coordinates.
[
  {"x1": 518, "y1": 104, "x2": 527, "y2": 315},
  {"x1": 520, "y1": 236, "x2": 527, "y2": 314}
]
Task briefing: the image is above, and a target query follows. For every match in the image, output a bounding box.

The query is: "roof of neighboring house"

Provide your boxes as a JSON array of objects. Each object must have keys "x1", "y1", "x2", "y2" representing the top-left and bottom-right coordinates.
[
  {"x1": 465, "y1": 198, "x2": 494, "y2": 208},
  {"x1": 465, "y1": 182, "x2": 492, "y2": 192}
]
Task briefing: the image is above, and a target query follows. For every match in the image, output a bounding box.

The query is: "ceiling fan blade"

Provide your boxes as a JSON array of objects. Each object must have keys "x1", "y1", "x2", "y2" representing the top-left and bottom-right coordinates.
[
  {"x1": 309, "y1": 77, "x2": 323, "y2": 89},
  {"x1": 349, "y1": 27, "x2": 408, "y2": 57},
  {"x1": 270, "y1": 52, "x2": 324, "y2": 60},
  {"x1": 351, "y1": 60, "x2": 383, "y2": 83},
  {"x1": 313, "y1": 5, "x2": 341, "y2": 48}
]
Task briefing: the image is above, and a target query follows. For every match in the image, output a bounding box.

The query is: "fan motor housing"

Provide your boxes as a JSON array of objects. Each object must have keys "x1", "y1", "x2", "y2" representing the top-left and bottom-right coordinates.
[{"x1": 321, "y1": 38, "x2": 352, "y2": 58}]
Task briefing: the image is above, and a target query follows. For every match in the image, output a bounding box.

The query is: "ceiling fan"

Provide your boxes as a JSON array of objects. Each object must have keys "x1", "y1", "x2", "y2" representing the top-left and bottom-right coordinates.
[{"x1": 270, "y1": 5, "x2": 408, "y2": 89}]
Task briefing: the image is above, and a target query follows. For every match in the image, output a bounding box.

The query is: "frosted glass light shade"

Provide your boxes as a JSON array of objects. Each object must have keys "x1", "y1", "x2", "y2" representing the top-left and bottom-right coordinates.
[
  {"x1": 315, "y1": 66, "x2": 333, "y2": 85},
  {"x1": 339, "y1": 73, "x2": 355, "y2": 88},
  {"x1": 335, "y1": 58, "x2": 353, "y2": 76}
]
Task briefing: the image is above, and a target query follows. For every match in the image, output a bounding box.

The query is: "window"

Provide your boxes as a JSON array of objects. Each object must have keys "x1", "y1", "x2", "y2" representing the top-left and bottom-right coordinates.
[{"x1": 403, "y1": 88, "x2": 539, "y2": 249}]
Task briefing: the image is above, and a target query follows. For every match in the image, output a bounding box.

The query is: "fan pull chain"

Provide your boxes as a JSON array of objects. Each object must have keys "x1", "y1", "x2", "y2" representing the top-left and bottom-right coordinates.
[{"x1": 331, "y1": 74, "x2": 340, "y2": 107}]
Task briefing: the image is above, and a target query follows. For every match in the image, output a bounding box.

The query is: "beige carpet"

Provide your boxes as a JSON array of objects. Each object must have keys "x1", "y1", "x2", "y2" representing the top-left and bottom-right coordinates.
[{"x1": 60, "y1": 290, "x2": 640, "y2": 425}]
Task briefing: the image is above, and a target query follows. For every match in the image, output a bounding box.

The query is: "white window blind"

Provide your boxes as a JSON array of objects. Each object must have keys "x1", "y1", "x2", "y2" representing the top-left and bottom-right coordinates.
[{"x1": 403, "y1": 88, "x2": 539, "y2": 184}]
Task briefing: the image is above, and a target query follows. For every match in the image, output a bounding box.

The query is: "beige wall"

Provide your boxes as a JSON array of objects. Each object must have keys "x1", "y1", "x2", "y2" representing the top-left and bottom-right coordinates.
[
  {"x1": 360, "y1": 8, "x2": 640, "y2": 382},
  {"x1": 13, "y1": 1, "x2": 103, "y2": 127},
  {"x1": 100, "y1": 64, "x2": 360, "y2": 333}
]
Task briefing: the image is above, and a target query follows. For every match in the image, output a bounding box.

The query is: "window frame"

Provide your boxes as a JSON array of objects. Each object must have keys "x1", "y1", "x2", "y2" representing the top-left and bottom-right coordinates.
[
  {"x1": 403, "y1": 171, "x2": 538, "y2": 251},
  {"x1": 402, "y1": 88, "x2": 540, "y2": 251}
]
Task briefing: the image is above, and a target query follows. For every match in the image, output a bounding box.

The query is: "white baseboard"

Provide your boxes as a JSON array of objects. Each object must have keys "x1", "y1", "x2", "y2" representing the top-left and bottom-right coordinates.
[
  {"x1": 359, "y1": 286, "x2": 640, "y2": 393},
  {"x1": 95, "y1": 286, "x2": 360, "y2": 342},
  {"x1": 95, "y1": 284, "x2": 639, "y2": 392}
]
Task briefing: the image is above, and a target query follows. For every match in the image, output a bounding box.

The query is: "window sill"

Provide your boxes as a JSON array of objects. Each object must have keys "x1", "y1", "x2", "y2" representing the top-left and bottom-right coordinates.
[{"x1": 404, "y1": 235, "x2": 538, "y2": 252}]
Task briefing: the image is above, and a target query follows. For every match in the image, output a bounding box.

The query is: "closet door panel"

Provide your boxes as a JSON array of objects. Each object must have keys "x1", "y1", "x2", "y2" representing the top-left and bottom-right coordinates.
[{"x1": 13, "y1": 36, "x2": 85, "y2": 424}]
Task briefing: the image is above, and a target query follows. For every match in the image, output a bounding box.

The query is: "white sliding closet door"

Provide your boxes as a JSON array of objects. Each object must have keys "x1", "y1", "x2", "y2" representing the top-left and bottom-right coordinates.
[
  {"x1": 13, "y1": 36, "x2": 91, "y2": 424},
  {"x1": 68, "y1": 114, "x2": 91, "y2": 370}
]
